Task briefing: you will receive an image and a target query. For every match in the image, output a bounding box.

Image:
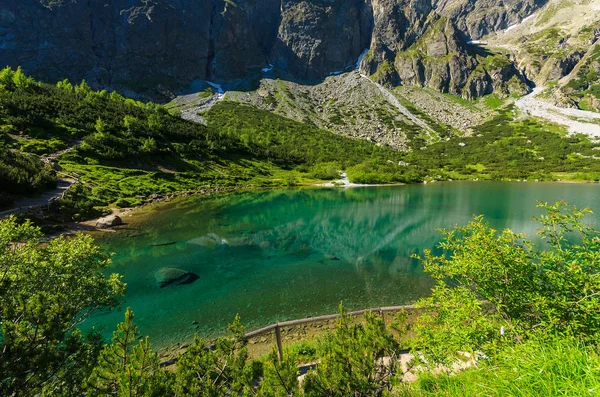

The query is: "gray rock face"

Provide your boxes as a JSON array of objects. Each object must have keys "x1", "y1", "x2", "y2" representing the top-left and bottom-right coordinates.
[
  {"x1": 271, "y1": 0, "x2": 371, "y2": 81},
  {"x1": 373, "y1": 16, "x2": 528, "y2": 99},
  {"x1": 0, "y1": 0, "x2": 547, "y2": 98},
  {"x1": 1, "y1": 0, "x2": 212, "y2": 98},
  {"x1": 435, "y1": 0, "x2": 546, "y2": 39}
]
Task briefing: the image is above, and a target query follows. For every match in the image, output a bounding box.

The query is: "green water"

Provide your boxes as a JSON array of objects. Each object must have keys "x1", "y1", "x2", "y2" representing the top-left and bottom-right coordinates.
[{"x1": 89, "y1": 182, "x2": 600, "y2": 349}]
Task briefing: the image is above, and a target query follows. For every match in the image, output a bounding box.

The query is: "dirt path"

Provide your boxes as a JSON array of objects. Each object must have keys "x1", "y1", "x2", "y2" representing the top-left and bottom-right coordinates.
[
  {"x1": 515, "y1": 87, "x2": 600, "y2": 137},
  {"x1": 0, "y1": 178, "x2": 75, "y2": 217},
  {"x1": 42, "y1": 141, "x2": 81, "y2": 162}
]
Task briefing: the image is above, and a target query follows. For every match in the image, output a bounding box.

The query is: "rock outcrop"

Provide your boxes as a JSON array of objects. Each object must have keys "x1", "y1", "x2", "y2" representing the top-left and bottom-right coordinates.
[
  {"x1": 366, "y1": 16, "x2": 529, "y2": 98},
  {"x1": 95, "y1": 215, "x2": 123, "y2": 229},
  {"x1": 0, "y1": 0, "x2": 547, "y2": 98}
]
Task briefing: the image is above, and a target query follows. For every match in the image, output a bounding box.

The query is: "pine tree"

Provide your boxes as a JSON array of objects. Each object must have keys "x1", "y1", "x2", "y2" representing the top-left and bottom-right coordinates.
[
  {"x1": 13, "y1": 66, "x2": 32, "y2": 88},
  {"x1": 85, "y1": 308, "x2": 164, "y2": 396}
]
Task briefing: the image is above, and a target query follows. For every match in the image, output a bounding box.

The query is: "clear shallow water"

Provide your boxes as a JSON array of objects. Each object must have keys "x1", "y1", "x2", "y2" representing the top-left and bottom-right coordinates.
[{"x1": 87, "y1": 182, "x2": 600, "y2": 349}]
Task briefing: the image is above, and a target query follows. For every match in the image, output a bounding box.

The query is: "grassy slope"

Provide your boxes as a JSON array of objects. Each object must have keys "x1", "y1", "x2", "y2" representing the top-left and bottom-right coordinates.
[
  {"x1": 398, "y1": 336, "x2": 600, "y2": 396},
  {"x1": 0, "y1": 71, "x2": 411, "y2": 217},
  {"x1": 3, "y1": 67, "x2": 600, "y2": 218},
  {"x1": 405, "y1": 106, "x2": 600, "y2": 181}
]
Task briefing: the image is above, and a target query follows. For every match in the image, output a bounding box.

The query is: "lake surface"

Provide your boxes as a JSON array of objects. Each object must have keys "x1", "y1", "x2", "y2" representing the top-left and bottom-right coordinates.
[{"x1": 88, "y1": 182, "x2": 600, "y2": 349}]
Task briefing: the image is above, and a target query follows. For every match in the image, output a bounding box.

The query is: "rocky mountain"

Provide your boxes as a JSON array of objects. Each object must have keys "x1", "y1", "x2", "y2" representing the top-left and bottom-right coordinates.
[{"x1": 1, "y1": 0, "x2": 546, "y2": 99}]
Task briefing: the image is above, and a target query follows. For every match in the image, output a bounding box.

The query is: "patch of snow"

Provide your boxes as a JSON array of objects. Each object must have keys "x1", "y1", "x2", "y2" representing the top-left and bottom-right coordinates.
[
  {"x1": 521, "y1": 14, "x2": 535, "y2": 23},
  {"x1": 261, "y1": 64, "x2": 273, "y2": 73},
  {"x1": 466, "y1": 40, "x2": 486, "y2": 45},
  {"x1": 205, "y1": 81, "x2": 225, "y2": 94},
  {"x1": 355, "y1": 48, "x2": 369, "y2": 69},
  {"x1": 328, "y1": 49, "x2": 370, "y2": 76},
  {"x1": 504, "y1": 12, "x2": 536, "y2": 33}
]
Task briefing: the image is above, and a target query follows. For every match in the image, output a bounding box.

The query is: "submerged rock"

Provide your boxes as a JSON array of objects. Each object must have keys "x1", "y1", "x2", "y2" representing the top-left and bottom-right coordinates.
[{"x1": 154, "y1": 267, "x2": 199, "y2": 288}]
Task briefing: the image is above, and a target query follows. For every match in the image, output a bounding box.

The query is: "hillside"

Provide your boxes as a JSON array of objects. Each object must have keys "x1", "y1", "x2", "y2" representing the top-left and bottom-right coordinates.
[
  {"x1": 484, "y1": 0, "x2": 600, "y2": 111},
  {"x1": 0, "y1": 67, "x2": 416, "y2": 216},
  {"x1": 4, "y1": 66, "x2": 600, "y2": 223}
]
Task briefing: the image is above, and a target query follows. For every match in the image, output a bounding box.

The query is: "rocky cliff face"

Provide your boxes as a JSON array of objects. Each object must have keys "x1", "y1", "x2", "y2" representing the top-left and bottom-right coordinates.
[
  {"x1": 0, "y1": 0, "x2": 546, "y2": 98},
  {"x1": 364, "y1": 16, "x2": 530, "y2": 98},
  {"x1": 0, "y1": 0, "x2": 212, "y2": 97}
]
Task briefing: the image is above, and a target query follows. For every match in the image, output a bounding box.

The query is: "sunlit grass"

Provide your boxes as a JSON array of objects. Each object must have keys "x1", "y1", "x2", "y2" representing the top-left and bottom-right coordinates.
[{"x1": 399, "y1": 336, "x2": 600, "y2": 397}]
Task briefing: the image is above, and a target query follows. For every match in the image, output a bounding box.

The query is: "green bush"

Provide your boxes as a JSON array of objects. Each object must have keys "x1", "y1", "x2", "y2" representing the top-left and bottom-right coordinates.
[
  {"x1": 0, "y1": 216, "x2": 125, "y2": 395},
  {"x1": 310, "y1": 162, "x2": 341, "y2": 180},
  {"x1": 414, "y1": 201, "x2": 600, "y2": 366},
  {"x1": 0, "y1": 147, "x2": 56, "y2": 196},
  {"x1": 346, "y1": 161, "x2": 422, "y2": 184}
]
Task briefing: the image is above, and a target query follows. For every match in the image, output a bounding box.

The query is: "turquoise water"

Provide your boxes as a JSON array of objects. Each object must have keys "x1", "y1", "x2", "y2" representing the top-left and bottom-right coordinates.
[{"x1": 88, "y1": 182, "x2": 600, "y2": 349}]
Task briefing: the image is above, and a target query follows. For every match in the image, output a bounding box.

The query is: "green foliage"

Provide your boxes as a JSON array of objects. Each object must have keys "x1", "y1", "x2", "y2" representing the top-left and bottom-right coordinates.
[
  {"x1": 310, "y1": 162, "x2": 341, "y2": 180},
  {"x1": 0, "y1": 66, "x2": 33, "y2": 89},
  {"x1": 86, "y1": 308, "x2": 168, "y2": 396},
  {"x1": 257, "y1": 350, "x2": 300, "y2": 397},
  {"x1": 0, "y1": 147, "x2": 56, "y2": 198},
  {"x1": 57, "y1": 183, "x2": 108, "y2": 221},
  {"x1": 302, "y1": 305, "x2": 400, "y2": 397},
  {"x1": 413, "y1": 284, "x2": 506, "y2": 366},
  {"x1": 414, "y1": 201, "x2": 600, "y2": 366},
  {"x1": 0, "y1": 216, "x2": 125, "y2": 395},
  {"x1": 346, "y1": 161, "x2": 423, "y2": 184},
  {"x1": 206, "y1": 102, "x2": 398, "y2": 167},
  {"x1": 173, "y1": 315, "x2": 254, "y2": 396},
  {"x1": 405, "y1": 107, "x2": 600, "y2": 181},
  {"x1": 481, "y1": 94, "x2": 504, "y2": 109}
]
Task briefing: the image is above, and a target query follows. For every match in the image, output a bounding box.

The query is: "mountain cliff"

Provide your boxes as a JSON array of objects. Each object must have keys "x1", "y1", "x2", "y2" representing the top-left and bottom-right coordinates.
[{"x1": 0, "y1": 0, "x2": 545, "y2": 98}]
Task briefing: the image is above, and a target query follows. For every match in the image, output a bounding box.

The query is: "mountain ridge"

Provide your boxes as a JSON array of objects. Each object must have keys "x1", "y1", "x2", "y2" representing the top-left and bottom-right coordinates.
[{"x1": 0, "y1": 0, "x2": 546, "y2": 99}]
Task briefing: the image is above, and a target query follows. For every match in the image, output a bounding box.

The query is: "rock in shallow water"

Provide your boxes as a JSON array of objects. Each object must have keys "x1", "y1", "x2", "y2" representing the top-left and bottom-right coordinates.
[{"x1": 154, "y1": 267, "x2": 199, "y2": 288}]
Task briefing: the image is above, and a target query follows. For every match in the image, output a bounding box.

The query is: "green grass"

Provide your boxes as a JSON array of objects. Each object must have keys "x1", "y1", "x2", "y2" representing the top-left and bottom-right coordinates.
[
  {"x1": 404, "y1": 106, "x2": 600, "y2": 181},
  {"x1": 399, "y1": 336, "x2": 600, "y2": 397},
  {"x1": 481, "y1": 93, "x2": 504, "y2": 109},
  {"x1": 0, "y1": 68, "x2": 414, "y2": 214}
]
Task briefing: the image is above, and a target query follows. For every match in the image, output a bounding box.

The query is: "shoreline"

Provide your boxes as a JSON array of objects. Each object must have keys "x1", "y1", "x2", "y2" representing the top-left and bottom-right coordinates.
[
  {"x1": 157, "y1": 305, "x2": 424, "y2": 365},
  {"x1": 11, "y1": 177, "x2": 600, "y2": 240}
]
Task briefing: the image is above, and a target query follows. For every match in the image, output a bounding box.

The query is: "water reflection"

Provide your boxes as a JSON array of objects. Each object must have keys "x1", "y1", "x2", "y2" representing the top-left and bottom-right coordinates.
[{"x1": 89, "y1": 182, "x2": 600, "y2": 348}]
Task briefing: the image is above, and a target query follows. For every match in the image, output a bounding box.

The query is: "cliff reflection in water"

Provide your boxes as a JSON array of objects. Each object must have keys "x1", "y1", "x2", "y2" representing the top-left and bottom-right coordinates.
[{"x1": 90, "y1": 182, "x2": 600, "y2": 349}]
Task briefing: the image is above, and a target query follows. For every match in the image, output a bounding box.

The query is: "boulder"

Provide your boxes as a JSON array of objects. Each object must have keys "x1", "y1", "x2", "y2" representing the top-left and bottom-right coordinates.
[
  {"x1": 154, "y1": 267, "x2": 199, "y2": 288},
  {"x1": 95, "y1": 215, "x2": 123, "y2": 229}
]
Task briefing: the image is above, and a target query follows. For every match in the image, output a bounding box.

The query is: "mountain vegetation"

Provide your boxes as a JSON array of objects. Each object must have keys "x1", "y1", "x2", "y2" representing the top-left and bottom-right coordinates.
[
  {"x1": 3, "y1": 67, "x2": 600, "y2": 220},
  {"x1": 0, "y1": 67, "x2": 410, "y2": 215},
  {"x1": 2, "y1": 0, "x2": 600, "y2": 395}
]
